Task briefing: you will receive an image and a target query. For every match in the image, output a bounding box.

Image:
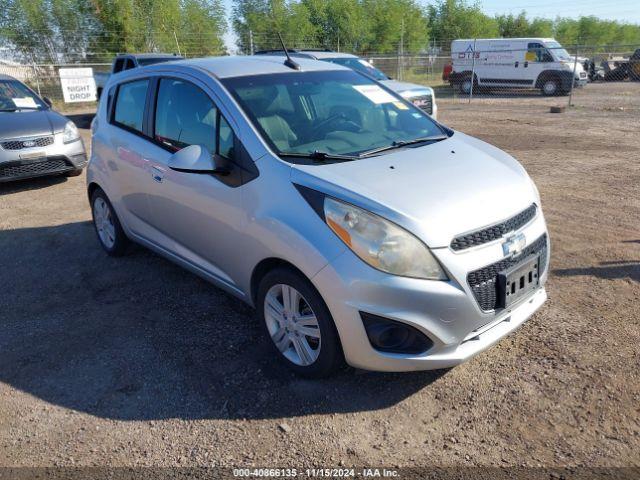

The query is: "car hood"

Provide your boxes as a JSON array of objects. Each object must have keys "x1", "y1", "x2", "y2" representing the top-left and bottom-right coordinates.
[
  {"x1": 381, "y1": 79, "x2": 434, "y2": 97},
  {"x1": 0, "y1": 109, "x2": 68, "y2": 139},
  {"x1": 291, "y1": 132, "x2": 538, "y2": 249}
]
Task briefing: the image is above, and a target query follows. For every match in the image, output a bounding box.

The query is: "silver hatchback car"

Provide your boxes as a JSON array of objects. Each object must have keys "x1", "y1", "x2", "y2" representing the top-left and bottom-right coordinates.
[{"x1": 88, "y1": 56, "x2": 549, "y2": 377}]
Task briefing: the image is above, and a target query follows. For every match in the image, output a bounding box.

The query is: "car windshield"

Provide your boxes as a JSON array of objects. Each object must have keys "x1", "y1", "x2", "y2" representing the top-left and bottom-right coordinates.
[
  {"x1": 545, "y1": 42, "x2": 572, "y2": 61},
  {"x1": 322, "y1": 57, "x2": 389, "y2": 81},
  {"x1": 0, "y1": 80, "x2": 46, "y2": 111},
  {"x1": 222, "y1": 70, "x2": 445, "y2": 159}
]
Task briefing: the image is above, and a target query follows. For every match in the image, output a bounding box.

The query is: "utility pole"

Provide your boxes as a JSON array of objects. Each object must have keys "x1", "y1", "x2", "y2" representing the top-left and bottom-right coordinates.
[
  {"x1": 398, "y1": 19, "x2": 404, "y2": 80},
  {"x1": 249, "y1": 30, "x2": 254, "y2": 55}
]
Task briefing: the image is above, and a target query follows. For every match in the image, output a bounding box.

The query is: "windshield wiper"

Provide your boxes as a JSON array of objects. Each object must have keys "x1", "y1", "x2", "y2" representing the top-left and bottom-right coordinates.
[
  {"x1": 279, "y1": 150, "x2": 357, "y2": 162},
  {"x1": 358, "y1": 135, "x2": 448, "y2": 158}
]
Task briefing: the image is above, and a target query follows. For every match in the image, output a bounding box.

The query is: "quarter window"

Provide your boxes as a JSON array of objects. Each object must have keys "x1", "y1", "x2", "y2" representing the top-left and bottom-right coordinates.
[
  {"x1": 113, "y1": 79, "x2": 149, "y2": 133},
  {"x1": 154, "y1": 78, "x2": 235, "y2": 158}
]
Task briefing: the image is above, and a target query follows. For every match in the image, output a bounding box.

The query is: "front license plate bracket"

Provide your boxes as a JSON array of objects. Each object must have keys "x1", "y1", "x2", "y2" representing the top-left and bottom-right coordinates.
[{"x1": 497, "y1": 255, "x2": 540, "y2": 309}]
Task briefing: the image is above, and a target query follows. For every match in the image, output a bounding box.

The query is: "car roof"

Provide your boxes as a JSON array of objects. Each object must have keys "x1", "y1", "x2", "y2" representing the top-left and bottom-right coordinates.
[
  {"x1": 0, "y1": 73, "x2": 18, "y2": 81},
  {"x1": 137, "y1": 55, "x2": 349, "y2": 79}
]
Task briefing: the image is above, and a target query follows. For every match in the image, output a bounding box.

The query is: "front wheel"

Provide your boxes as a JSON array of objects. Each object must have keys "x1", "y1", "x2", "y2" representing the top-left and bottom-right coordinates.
[
  {"x1": 91, "y1": 188, "x2": 129, "y2": 256},
  {"x1": 257, "y1": 267, "x2": 344, "y2": 378},
  {"x1": 541, "y1": 78, "x2": 560, "y2": 96}
]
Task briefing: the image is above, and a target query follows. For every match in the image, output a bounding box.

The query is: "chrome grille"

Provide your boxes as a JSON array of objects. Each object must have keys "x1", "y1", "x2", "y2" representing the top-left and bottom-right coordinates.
[
  {"x1": 1, "y1": 136, "x2": 54, "y2": 150},
  {"x1": 410, "y1": 94, "x2": 433, "y2": 115}
]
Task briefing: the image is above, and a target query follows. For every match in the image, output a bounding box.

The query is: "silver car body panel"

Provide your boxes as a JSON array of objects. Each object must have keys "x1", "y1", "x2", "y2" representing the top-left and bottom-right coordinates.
[{"x1": 88, "y1": 56, "x2": 548, "y2": 371}]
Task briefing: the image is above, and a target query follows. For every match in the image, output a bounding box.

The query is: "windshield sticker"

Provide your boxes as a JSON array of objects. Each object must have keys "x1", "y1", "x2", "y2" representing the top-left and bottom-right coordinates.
[
  {"x1": 393, "y1": 101, "x2": 409, "y2": 110},
  {"x1": 352, "y1": 85, "x2": 396, "y2": 104},
  {"x1": 12, "y1": 97, "x2": 38, "y2": 108}
]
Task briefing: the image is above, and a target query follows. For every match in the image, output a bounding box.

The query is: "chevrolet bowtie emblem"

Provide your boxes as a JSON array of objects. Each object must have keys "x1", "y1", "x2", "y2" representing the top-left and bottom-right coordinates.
[{"x1": 502, "y1": 232, "x2": 526, "y2": 258}]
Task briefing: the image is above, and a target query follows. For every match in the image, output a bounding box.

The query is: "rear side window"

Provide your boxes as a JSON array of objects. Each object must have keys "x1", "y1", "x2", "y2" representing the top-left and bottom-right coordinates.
[
  {"x1": 154, "y1": 78, "x2": 235, "y2": 158},
  {"x1": 113, "y1": 79, "x2": 149, "y2": 133}
]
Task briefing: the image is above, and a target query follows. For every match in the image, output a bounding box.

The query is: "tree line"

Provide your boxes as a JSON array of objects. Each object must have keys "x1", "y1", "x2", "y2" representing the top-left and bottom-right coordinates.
[
  {"x1": 0, "y1": 0, "x2": 227, "y2": 62},
  {"x1": 1, "y1": 0, "x2": 640, "y2": 63},
  {"x1": 235, "y1": 0, "x2": 640, "y2": 54}
]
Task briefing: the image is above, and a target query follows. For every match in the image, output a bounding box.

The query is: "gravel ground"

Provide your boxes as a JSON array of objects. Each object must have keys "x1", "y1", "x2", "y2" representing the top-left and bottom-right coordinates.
[{"x1": 0, "y1": 82, "x2": 638, "y2": 470}]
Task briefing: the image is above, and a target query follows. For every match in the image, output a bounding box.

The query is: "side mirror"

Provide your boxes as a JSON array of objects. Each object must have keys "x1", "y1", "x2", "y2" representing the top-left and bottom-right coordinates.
[
  {"x1": 168, "y1": 144, "x2": 230, "y2": 175},
  {"x1": 43, "y1": 97, "x2": 52, "y2": 107}
]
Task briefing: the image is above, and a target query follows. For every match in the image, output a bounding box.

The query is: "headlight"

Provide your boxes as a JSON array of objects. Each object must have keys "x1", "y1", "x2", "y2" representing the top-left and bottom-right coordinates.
[
  {"x1": 62, "y1": 121, "x2": 80, "y2": 143},
  {"x1": 323, "y1": 197, "x2": 447, "y2": 280}
]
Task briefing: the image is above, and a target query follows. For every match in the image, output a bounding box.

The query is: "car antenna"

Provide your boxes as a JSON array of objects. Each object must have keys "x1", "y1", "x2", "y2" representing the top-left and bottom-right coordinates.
[{"x1": 278, "y1": 32, "x2": 301, "y2": 71}]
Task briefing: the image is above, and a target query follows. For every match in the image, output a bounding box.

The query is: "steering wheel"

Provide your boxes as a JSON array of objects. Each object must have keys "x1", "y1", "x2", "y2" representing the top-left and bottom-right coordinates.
[{"x1": 314, "y1": 113, "x2": 361, "y2": 133}]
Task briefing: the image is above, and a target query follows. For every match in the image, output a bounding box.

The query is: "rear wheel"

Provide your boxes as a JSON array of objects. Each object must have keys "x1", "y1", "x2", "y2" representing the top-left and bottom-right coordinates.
[
  {"x1": 459, "y1": 78, "x2": 473, "y2": 94},
  {"x1": 257, "y1": 267, "x2": 343, "y2": 378},
  {"x1": 91, "y1": 188, "x2": 129, "y2": 256}
]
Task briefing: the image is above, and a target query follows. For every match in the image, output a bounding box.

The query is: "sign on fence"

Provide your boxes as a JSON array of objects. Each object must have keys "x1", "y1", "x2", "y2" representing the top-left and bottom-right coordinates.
[{"x1": 59, "y1": 67, "x2": 97, "y2": 102}]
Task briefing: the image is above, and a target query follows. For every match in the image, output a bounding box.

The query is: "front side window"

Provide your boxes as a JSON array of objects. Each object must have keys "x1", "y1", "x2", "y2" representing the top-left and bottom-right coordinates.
[
  {"x1": 113, "y1": 79, "x2": 149, "y2": 133},
  {"x1": 154, "y1": 78, "x2": 235, "y2": 158},
  {"x1": 222, "y1": 70, "x2": 444, "y2": 159},
  {"x1": 527, "y1": 43, "x2": 552, "y2": 62},
  {"x1": 0, "y1": 79, "x2": 46, "y2": 111}
]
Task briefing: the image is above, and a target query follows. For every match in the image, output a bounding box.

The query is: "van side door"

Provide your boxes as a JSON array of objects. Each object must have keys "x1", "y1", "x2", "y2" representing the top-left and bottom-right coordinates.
[{"x1": 526, "y1": 42, "x2": 553, "y2": 85}]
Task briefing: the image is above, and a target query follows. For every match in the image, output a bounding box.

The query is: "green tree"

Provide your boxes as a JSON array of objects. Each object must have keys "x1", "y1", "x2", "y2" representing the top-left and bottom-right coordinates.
[
  {"x1": 427, "y1": 0, "x2": 498, "y2": 43},
  {"x1": 495, "y1": 11, "x2": 529, "y2": 38},
  {"x1": 233, "y1": 0, "x2": 316, "y2": 53}
]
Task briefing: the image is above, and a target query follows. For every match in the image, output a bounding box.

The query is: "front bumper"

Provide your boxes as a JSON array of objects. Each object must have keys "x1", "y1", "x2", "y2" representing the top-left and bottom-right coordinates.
[
  {"x1": 312, "y1": 211, "x2": 549, "y2": 372},
  {"x1": 0, "y1": 134, "x2": 86, "y2": 182}
]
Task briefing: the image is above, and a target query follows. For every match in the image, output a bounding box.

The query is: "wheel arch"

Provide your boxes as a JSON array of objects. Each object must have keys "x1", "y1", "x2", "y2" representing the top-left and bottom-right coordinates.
[{"x1": 250, "y1": 257, "x2": 310, "y2": 306}]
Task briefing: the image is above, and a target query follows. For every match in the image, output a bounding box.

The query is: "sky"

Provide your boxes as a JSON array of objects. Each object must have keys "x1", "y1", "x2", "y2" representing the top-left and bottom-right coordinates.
[{"x1": 220, "y1": 0, "x2": 640, "y2": 52}]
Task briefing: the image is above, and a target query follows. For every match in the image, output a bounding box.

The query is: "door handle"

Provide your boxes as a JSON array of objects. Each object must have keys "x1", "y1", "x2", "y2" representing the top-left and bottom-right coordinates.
[
  {"x1": 515, "y1": 61, "x2": 519, "y2": 68},
  {"x1": 524, "y1": 61, "x2": 529, "y2": 68},
  {"x1": 151, "y1": 165, "x2": 165, "y2": 183}
]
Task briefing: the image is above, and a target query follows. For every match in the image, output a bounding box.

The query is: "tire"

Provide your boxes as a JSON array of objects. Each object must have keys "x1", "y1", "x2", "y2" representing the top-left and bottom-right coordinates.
[
  {"x1": 257, "y1": 267, "x2": 344, "y2": 378},
  {"x1": 90, "y1": 188, "x2": 129, "y2": 256},
  {"x1": 541, "y1": 78, "x2": 560, "y2": 96},
  {"x1": 65, "y1": 168, "x2": 83, "y2": 177},
  {"x1": 459, "y1": 78, "x2": 473, "y2": 94}
]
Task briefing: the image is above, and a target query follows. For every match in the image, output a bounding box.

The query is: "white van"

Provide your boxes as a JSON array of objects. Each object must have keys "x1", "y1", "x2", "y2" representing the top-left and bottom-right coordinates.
[{"x1": 450, "y1": 38, "x2": 588, "y2": 96}]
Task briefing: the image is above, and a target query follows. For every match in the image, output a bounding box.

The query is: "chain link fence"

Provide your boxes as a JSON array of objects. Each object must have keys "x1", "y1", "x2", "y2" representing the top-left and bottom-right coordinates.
[{"x1": 1, "y1": 36, "x2": 639, "y2": 114}]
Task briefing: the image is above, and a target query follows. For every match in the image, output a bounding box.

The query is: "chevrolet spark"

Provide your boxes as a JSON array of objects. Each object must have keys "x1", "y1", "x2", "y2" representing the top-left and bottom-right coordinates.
[{"x1": 88, "y1": 55, "x2": 549, "y2": 377}]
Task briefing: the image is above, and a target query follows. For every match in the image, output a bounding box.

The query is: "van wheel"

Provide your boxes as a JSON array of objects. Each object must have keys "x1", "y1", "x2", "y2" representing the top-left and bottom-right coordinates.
[
  {"x1": 257, "y1": 267, "x2": 344, "y2": 378},
  {"x1": 459, "y1": 78, "x2": 473, "y2": 94},
  {"x1": 91, "y1": 188, "x2": 129, "y2": 256},
  {"x1": 541, "y1": 78, "x2": 560, "y2": 96}
]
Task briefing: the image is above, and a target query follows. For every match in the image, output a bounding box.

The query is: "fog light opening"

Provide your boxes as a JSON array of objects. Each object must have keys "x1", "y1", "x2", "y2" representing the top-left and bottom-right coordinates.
[{"x1": 360, "y1": 312, "x2": 433, "y2": 355}]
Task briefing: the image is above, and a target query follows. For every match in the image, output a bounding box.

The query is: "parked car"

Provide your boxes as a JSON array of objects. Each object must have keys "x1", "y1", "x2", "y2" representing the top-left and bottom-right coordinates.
[
  {"x1": 449, "y1": 38, "x2": 588, "y2": 95},
  {"x1": 88, "y1": 56, "x2": 549, "y2": 377},
  {"x1": 255, "y1": 49, "x2": 438, "y2": 118},
  {"x1": 0, "y1": 74, "x2": 86, "y2": 182},
  {"x1": 94, "y1": 53, "x2": 183, "y2": 98}
]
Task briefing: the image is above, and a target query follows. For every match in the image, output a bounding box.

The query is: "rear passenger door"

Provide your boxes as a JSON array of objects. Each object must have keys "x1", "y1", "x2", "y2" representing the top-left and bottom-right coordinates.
[
  {"x1": 106, "y1": 77, "x2": 156, "y2": 233},
  {"x1": 143, "y1": 76, "x2": 248, "y2": 286}
]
